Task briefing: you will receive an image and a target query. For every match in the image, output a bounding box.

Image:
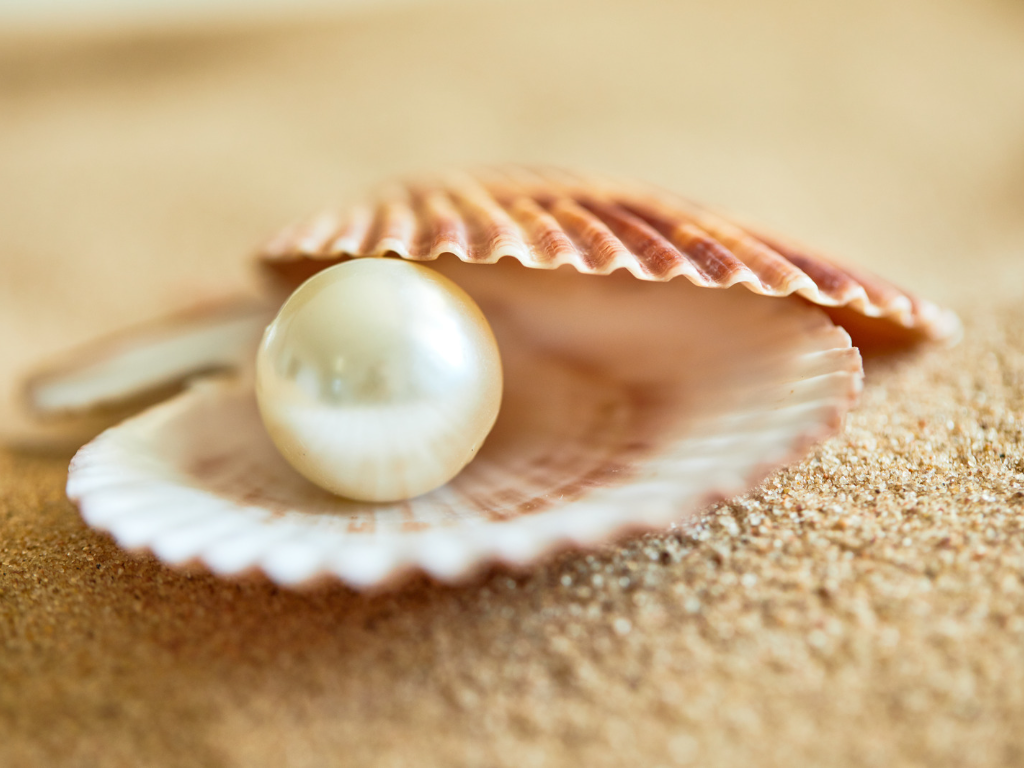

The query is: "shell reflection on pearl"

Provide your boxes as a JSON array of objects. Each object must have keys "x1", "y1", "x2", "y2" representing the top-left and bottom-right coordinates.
[{"x1": 255, "y1": 258, "x2": 503, "y2": 502}]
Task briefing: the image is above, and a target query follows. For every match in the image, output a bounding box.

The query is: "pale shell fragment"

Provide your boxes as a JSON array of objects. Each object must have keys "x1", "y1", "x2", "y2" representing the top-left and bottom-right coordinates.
[
  {"x1": 67, "y1": 259, "x2": 863, "y2": 588},
  {"x1": 12, "y1": 299, "x2": 272, "y2": 450}
]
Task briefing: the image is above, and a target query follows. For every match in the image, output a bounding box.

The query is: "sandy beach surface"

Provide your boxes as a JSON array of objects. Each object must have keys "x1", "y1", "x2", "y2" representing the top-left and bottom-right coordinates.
[{"x1": 2, "y1": 1, "x2": 1024, "y2": 765}]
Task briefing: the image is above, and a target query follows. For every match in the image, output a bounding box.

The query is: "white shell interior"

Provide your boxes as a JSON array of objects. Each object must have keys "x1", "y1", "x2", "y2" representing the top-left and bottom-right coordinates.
[
  {"x1": 67, "y1": 258, "x2": 862, "y2": 588},
  {"x1": 4, "y1": 299, "x2": 274, "y2": 454},
  {"x1": 9, "y1": 300, "x2": 273, "y2": 451},
  {"x1": 31, "y1": 304, "x2": 270, "y2": 413}
]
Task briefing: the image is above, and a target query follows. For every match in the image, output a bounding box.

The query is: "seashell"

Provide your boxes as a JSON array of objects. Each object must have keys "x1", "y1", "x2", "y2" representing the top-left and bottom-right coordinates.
[
  {"x1": 261, "y1": 167, "x2": 961, "y2": 346},
  {"x1": 66, "y1": 262, "x2": 862, "y2": 586},
  {"x1": 18, "y1": 167, "x2": 958, "y2": 588},
  {"x1": 8, "y1": 299, "x2": 273, "y2": 451}
]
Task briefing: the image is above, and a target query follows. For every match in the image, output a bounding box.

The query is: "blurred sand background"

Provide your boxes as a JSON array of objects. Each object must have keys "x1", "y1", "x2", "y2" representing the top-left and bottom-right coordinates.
[{"x1": 2, "y1": 0, "x2": 1024, "y2": 765}]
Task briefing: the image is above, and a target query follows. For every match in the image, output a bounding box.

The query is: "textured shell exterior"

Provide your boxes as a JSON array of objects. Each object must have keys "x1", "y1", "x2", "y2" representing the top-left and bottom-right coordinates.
[
  {"x1": 67, "y1": 260, "x2": 862, "y2": 588},
  {"x1": 262, "y1": 167, "x2": 960, "y2": 344}
]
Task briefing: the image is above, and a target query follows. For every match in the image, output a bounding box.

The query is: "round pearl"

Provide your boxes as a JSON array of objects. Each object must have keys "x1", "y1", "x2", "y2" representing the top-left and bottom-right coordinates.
[{"x1": 256, "y1": 258, "x2": 503, "y2": 502}]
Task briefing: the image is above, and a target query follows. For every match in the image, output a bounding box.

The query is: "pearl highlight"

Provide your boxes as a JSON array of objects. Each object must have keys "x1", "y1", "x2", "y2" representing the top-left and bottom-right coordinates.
[{"x1": 256, "y1": 258, "x2": 503, "y2": 502}]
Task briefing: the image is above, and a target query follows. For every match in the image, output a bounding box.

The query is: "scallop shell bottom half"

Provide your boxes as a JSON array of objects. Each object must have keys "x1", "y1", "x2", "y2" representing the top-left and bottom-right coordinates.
[{"x1": 65, "y1": 257, "x2": 863, "y2": 588}]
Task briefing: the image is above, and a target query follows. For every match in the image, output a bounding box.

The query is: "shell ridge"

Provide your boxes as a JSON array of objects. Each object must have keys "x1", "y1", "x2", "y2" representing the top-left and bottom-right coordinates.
[
  {"x1": 620, "y1": 204, "x2": 759, "y2": 288},
  {"x1": 744, "y1": 229, "x2": 898, "y2": 318},
  {"x1": 615, "y1": 196, "x2": 774, "y2": 290},
  {"x1": 504, "y1": 195, "x2": 582, "y2": 268},
  {"x1": 326, "y1": 204, "x2": 375, "y2": 257},
  {"x1": 572, "y1": 196, "x2": 692, "y2": 281},
  {"x1": 634, "y1": 192, "x2": 824, "y2": 297},
  {"x1": 485, "y1": 177, "x2": 582, "y2": 269},
  {"x1": 412, "y1": 185, "x2": 471, "y2": 262},
  {"x1": 367, "y1": 186, "x2": 419, "y2": 258},
  {"x1": 607, "y1": 185, "x2": 847, "y2": 301},
  {"x1": 444, "y1": 176, "x2": 531, "y2": 262},
  {"x1": 298, "y1": 211, "x2": 343, "y2": 255},
  {"x1": 544, "y1": 196, "x2": 649, "y2": 275}
]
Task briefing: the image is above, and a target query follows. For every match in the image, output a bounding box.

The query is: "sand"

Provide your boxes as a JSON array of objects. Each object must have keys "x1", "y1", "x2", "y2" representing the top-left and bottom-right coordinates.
[{"x1": 2, "y1": 0, "x2": 1024, "y2": 765}]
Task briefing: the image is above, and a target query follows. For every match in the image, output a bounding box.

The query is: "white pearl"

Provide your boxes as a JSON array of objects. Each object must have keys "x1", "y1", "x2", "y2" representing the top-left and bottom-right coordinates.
[{"x1": 256, "y1": 258, "x2": 503, "y2": 502}]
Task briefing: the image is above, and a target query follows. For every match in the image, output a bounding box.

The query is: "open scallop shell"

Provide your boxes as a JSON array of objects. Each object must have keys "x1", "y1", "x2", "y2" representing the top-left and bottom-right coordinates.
[
  {"x1": 67, "y1": 259, "x2": 861, "y2": 587},
  {"x1": 18, "y1": 167, "x2": 958, "y2": 588}
]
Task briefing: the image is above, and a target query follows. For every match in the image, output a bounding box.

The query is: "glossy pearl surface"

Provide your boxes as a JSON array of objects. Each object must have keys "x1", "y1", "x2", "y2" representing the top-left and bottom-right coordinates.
[{"x1": 256, "y1": 258, "x2": 503, "y2": 502}]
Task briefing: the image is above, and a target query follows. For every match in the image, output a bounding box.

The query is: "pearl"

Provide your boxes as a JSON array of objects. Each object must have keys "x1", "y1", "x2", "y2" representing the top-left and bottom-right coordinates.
[{"x1": 255, "y1": 258, "x2": 503, "y2": 502}]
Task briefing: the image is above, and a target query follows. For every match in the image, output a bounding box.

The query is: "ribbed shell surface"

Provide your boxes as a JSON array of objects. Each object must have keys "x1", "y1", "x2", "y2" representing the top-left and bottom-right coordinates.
[{"x1": 261, "y1": 167, "x2": 960, "y2": 343}]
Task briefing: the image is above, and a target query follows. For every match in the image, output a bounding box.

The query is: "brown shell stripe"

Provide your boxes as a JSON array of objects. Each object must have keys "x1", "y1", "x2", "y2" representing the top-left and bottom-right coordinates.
[
  {"x1": 483, "y1": 172, "x2": 601, "y2": 269},
  {"x1": 443, "y1": 175, "x2": 530, "y2": 263},
  {"x1": 500, "y1": 195, "x2": 579, "y2": 268},
  {"x1": 487, "y1": 169, "x2": 799, "y2": 288},
  {"x1": 615, "y1": 193, "x2": 791, "y2": 292}
]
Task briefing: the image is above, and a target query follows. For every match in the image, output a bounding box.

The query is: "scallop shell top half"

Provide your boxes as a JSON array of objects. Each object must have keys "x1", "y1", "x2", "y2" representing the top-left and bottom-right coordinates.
[{"x1": 21, "y1": 168, "x2": 960, "y2": 589}]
